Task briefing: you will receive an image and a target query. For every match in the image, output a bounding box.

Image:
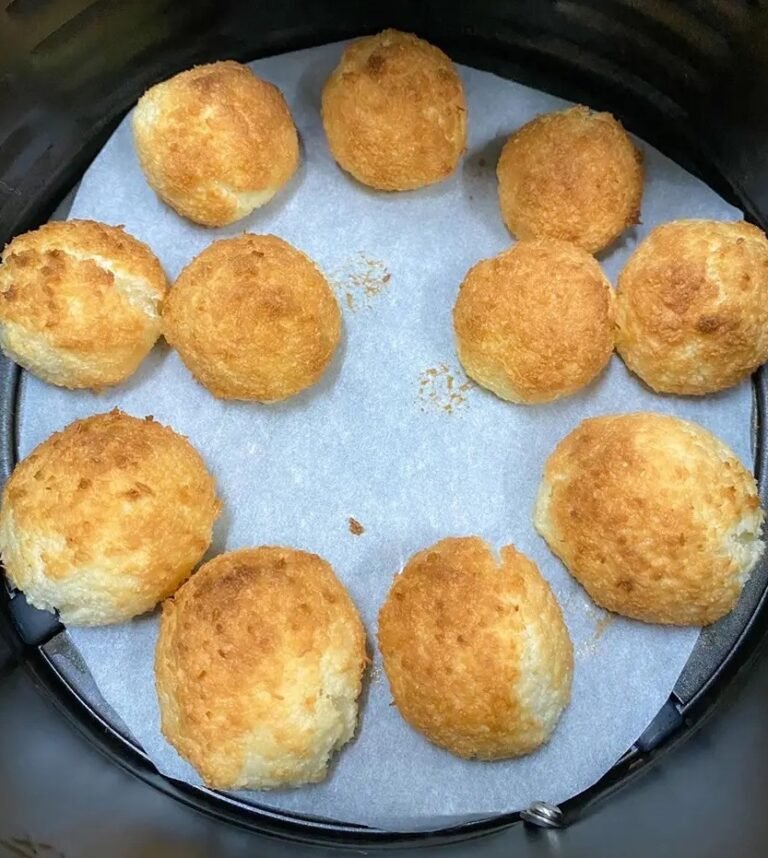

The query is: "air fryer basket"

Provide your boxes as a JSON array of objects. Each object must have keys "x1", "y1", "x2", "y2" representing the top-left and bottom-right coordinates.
[{"x1": 1, "y1": 0, "x2": 768, "y2": 847}]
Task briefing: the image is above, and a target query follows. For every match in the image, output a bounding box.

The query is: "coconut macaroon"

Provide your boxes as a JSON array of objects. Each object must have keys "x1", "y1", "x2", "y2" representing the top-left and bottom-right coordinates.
[
  {"x1": 133, "y1": 61, "x2": 299, "y2": 227},
  {"x1": 0, "y1": 220, "x2": 168, "y2": 390},
  {"x1": 155, "y1": 547, "x2": 367, "y2": 790},
  {"x1": 453, "y1": 239, "x2": 615, "y2": 404},
  {"x1": 497, "y1": 106, "x2": 644, "y2": 254},
  {"x1": 0, "y1": 410, "x2": 220, "y2": 626},
  {"x1": 378, "y1": 536, "x2": 573, "y2": 760},
  {"x1": 321, "y1": 29, "x2": 467, "y2": 191},
  {"x1": 535, "y1": 413, "x2": 764, "y2": 626},
  {"x1": 616, "y1": 220, "x2": 768, "y2": 395},
  {"x1": 162, "y1": 234, "x2": 341, "y2": 402}
]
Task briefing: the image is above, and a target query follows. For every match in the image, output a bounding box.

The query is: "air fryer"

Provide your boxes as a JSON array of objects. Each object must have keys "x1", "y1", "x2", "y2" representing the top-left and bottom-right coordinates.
[{"x1": 1, "y1": 0, "x2": 768, "y2": 850}]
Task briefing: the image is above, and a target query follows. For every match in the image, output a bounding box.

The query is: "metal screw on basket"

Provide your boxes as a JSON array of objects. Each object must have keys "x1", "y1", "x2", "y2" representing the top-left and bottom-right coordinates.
[{"x1": 521, "y1": 801, "x2": 564, "y2": 828}]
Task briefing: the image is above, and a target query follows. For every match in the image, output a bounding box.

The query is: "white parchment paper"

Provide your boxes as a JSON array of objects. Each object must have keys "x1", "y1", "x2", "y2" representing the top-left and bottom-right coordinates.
[{"x1": 17, "y1": 42, "x2": 752, "y2": 831}]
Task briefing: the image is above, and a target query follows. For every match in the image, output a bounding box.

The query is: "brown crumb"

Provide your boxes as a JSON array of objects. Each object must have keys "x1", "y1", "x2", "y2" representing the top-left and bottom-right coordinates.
[
  {"x1": 331, "y1": 251, "x2": 392, "y2": 312},
  {"x1": 478, "y1": 157, "x2": 487, "y2": 167},
  {"x1": 417, "y1": 363, "x2": 474, "y2": 414},
  {"x1": 576, "y1": 610, "x2": 616, "y2": 658},
  {"x1": 348, "y1": 517, "x2": 365, "y2": 536}
]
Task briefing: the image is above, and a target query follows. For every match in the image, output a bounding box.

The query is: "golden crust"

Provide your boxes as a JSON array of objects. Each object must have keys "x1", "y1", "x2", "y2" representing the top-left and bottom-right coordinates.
[
  {"x1": 133, "y1": 61, "x2": 299, "y2": 227},
  {"x1": 321, "y1": 29, "x2": 467, "y2": 191},
  {"x1": 377, "y1": 536, "x2": 573, "y2": 759},
  {"x1": 453, "y1": 239, "x2": 615, "y2": 403},
  {"x1": 497, "y1": 106, "x2": 644, "y2": 253},
  {"x1": 155, "y1": 547, "x2": 367, "y2": 790},
  {"x1": 534, "y1": 413, "x2": 764, "y2": 626},
  {"x1": 615, "y1": 220, "x2": 768, "y2": 394},
  {"x1": 162, "y1": 234, "x2": 341, "y2": 402},
  {"x1": 0, "y1": 409, "x2": 220, "y2": 626},
  {"x1": 0, "y1": 220, "x2": 168, "y2": 389}
]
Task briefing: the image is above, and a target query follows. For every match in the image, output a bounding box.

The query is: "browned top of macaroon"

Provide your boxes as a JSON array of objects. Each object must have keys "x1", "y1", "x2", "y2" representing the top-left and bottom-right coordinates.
[
  {"x1": 155, "y1": 547, "x2": 366, "y2": 787},
  {"x1": 378, "y1": 536, "x2": 573, "y2": 759},
  {"x1": 2, "y1": 409, "x2": 219, "y2": 588},
  {"x1": 133, "y1": 61, "x2": 299, "y2": 226},
  {"x1": 453, "y1": 238, "x2": 615, "y2": 403},
  {"x1": 534, "y1": 412, "x2": 763, "y2": 625},
  {"x1": 497, "y1": 105, "x2": 643, "y2": 253},
  {"x1": 321, "y1": 29, "x2": 467, "y2": 190},
  {"x1": 0, "y1": 219, "x2": 167, "y2": 349},
  {"x1": 162, "y1": 234, "x2": 341, "y2": 402},
  {"x1": 615, "y1": 219, "x2": 768, "y2": 394}
]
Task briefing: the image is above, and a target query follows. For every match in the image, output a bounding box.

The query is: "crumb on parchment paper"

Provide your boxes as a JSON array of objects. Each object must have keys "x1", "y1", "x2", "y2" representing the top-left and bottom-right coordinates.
[
  {"x1": 331, "y1": 251, "x2": 392, "y2": 312},
  {"x1": 418, "y1": 363, "x2": 474, "y2": 414},
  {"x1": 576, "y1": 612, "x2": 616, "y2": 659},
  {"x1": 348, "y1": 517, "x2": 365, "y2": 536}
]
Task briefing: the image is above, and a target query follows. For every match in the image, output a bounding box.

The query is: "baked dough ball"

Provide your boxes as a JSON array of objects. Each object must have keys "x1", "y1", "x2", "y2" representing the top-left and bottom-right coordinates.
[
  {"x1": 378, "y1": 537, "x2": 573, "y2": 759},
  {"x1": 162, "y1": 234, "x2": 341, "y2": 402},
  {"x1": 155, "y1": 547, "x2": 366, "y2": 790},
  {"x1": 616, "y1": 220, "x2": 768, "y2": 394},
  {"x1": 535, "y1": 413, "x2": 764, "y2": 626},
  {"x1": 497, "y1": 106, "x2": 644, "y2": 253},
  {"x1": 133, "y1": 61, "x2": 299, "y2": 227},
  {"x1": 0, "y1": 410, "x2": 220, "y2": 626},
  {"x1": 453, "y1": 239, "x2": 615, "y2": 403},
  {"x1": 0, "y1": 220, "x2": 168, "y2": 389},
  {"x1": 321, "y1": 29, "x2": 467, "y2": 190}
]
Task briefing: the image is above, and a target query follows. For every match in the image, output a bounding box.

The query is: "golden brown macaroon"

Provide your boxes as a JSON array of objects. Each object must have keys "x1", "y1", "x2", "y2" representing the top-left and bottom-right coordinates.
[
  {"x1": 321, "y1": 29, "x2": 467, "y2": 190},
  {"x1": 497, "y1": 106, "x2": 644, "y2": 253},
  {"x1": 0, "y1": 220, "x2": 168, "y2": 390},
  {"x1": 453, "y1": 239, "x2": 615, "y2": 404},
  {"x1": 535, "y1": 413, "x2": 764, "y2": 626},
  {"x1": 615, "y1": 220, "x2": 768, "y2": 395},
  {"x1": 378, "y1": 536, "x2": 573, "y2": 760},
  {"x1": 162, "y1": 234, "x2": 341, "y2": 402},
  {"x1": 0, "y1": 410, "x2": 220, "y2": 626},
  {"x1": 155, "y1": 547, "x2": 367, "y2": 790},
  {"x1": 132, "y1": 61, "x2": 299, "y2": 227}
]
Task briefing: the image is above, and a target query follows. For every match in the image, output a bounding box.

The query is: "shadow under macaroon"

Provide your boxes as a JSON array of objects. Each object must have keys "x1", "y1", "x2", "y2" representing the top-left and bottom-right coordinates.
[{"x1": 460, "y1": 133, "x2": 509, "y2": 236}]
